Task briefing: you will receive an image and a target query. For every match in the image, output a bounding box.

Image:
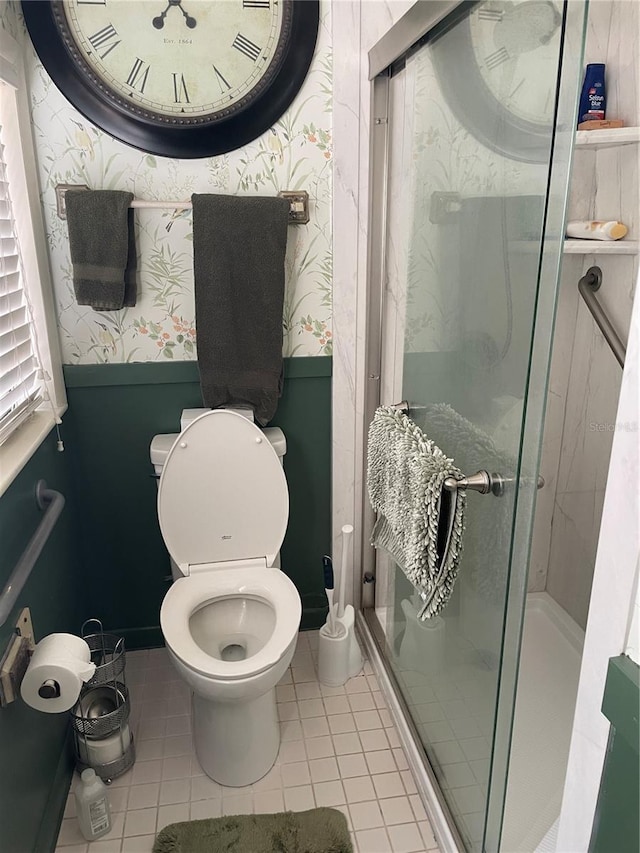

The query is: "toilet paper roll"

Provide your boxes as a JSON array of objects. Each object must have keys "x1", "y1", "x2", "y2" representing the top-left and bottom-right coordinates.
[
  {"x1": 20, "y1": 634, "x2": 96, "y2": 713},
  {"x1": 77, "y1": 724, "x2": 131, "y2": 766},
  {"x1": 34, "y1": 633, "x2": 93, "y2": 662}
]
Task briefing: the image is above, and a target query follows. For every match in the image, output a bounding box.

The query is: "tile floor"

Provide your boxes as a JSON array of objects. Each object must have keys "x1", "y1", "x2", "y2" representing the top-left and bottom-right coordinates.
[
  {"x1": 378, "y1": 584, "x2": 498, "y2": 850},
  {"x1": 56, "y1": 630, "x2": 440, "y2": 853}
]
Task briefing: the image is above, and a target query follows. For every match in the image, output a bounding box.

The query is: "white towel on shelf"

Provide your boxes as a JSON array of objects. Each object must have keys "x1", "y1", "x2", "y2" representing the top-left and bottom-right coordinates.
[{"x1": 366, "y1": 406, "x2": 465, "y2": 619}]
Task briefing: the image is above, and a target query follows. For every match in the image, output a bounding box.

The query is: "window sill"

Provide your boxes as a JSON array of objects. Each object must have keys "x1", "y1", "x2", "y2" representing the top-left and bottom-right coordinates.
[{"x1": 0, "y1": 406, "x2": 67, "y2": 500}]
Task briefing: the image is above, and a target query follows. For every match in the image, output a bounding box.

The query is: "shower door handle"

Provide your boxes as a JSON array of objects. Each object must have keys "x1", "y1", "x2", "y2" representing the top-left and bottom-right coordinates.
[{"x1": 443, "y1": 470, "x2": 545, "y2": 497}]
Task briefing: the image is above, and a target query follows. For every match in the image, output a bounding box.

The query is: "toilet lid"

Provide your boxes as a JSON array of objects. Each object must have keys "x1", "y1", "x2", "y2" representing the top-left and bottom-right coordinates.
[{"x1": 158, "y1": 410, "x2": 288, "y2": 571}]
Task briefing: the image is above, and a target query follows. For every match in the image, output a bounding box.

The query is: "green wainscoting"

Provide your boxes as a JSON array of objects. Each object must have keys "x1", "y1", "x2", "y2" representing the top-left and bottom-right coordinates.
[
  {"x1": 62, "y1": 357, "x2": 332, "y2": 645},
  {"x1": 590, "y1": 654, "x2": 640, "y2": 853},
  {"x1": 0, "y1": 429, "x2": 83, "y2": 853}
]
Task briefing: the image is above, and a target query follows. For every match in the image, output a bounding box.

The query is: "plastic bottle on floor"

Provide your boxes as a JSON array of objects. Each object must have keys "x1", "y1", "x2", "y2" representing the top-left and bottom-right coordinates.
[{"x1": 75, "y1": 768, "x2": 112, "y2": 841}]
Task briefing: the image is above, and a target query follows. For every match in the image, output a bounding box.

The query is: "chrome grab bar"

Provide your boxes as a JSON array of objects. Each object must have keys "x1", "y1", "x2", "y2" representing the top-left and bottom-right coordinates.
[
  {"x1": 444, "y1": 471, "x2": 545, "y2": 497},
  {"x1": 578, "y1": 266, "x2": 625, "y2": 368},
  {"x1": 0, "y1": 481, "x2": 65, "y2": 627}
]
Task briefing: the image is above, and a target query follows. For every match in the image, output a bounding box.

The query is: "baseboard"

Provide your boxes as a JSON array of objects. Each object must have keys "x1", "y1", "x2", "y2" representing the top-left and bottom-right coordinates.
[{"x1": 115, "y1": 625, "x2": 165, "y2": 650}]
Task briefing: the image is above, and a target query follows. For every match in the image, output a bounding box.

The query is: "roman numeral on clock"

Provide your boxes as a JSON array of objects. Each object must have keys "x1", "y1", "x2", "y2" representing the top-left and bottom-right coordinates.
[
  {"x1": 478, "y1": 8, "x2": 504, "y2": 21},
  {"x1": 213, "y1": 65, "x2": 232, "y2": 94},
  {"x1": 173, "y1": 73, "x2": 190, "y2": 103},
  {"x1": 242, "y1": 0, "x2": 271, "y2": 7},
  {"x1": 232, "y1": 33, "x2": 262, "y2": 62},
  {"x1": 485, "y1": 46, "x2": 510, "y2": 69},
  {"x1": 126, "y1": 58, "x2": 150, "y2": 93},
  {"x1": 88, "y1": 24, "x2": 121, "y2": 59}
]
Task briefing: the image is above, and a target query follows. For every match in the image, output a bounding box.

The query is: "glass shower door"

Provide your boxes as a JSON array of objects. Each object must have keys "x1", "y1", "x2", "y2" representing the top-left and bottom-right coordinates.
[{"x1": 366, "y1": 2, "x2": 587, "y2": 850}]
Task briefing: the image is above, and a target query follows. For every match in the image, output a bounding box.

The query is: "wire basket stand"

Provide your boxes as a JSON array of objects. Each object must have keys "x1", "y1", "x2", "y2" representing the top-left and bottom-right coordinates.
[{"x1": 70, "y1": 619, "x2": 135, "y2": 783}]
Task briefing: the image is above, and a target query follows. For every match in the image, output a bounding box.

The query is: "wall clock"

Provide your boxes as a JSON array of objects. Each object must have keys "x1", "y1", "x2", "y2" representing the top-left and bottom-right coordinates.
[
  {"x1": 22, "y1": 0, "x2": 319, "y2": 159},
  {"x1": 431, "y1": 0, "x2": 564, "y2": 163}
]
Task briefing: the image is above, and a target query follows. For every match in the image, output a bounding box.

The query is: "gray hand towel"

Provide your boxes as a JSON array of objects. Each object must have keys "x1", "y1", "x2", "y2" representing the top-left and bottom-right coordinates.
[
  {"x1": 66, "y1": 190, "x2": 136, "y2": 310},
  {"x1": 191, "y1": 193, "x2": 290, "y2": 426}
]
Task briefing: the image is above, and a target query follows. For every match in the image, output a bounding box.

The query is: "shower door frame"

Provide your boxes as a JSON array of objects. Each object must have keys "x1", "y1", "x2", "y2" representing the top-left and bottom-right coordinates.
[
  {"x1": 354, "y1": 1, "x2": 587, "y2": 850},
  {"x1": 357, "y1": 8, "x2": 477, "y2": 850}
]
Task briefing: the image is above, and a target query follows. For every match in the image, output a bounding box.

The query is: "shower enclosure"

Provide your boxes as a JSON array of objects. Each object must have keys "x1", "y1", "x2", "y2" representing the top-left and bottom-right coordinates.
[{"x1": 360, "y1": 2, "x2": 588, "y2": 849}]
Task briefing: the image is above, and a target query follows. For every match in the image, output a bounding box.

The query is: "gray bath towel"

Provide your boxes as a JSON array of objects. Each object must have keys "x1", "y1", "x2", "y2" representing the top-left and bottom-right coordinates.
[
  {"x1": 66, "y1": 190, "x2": 136, "y2": 310},
  {"x1": 367, "y1": 406, "x2": 466, "y2": 619},
  {"x1": 191, "y1": 194, "x2": 289, "y2": 426}
]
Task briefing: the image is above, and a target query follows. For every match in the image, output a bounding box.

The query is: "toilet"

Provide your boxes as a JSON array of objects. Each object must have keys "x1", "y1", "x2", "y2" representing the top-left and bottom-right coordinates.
[{"x1": 150, "y1": 408, "x2": 301, "y2": 787}]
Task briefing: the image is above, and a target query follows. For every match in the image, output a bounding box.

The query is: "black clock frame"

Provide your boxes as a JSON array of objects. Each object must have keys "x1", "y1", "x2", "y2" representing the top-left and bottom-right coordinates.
[{"x1": 22, "y1": 0, "x2": 319, "y2": 159}]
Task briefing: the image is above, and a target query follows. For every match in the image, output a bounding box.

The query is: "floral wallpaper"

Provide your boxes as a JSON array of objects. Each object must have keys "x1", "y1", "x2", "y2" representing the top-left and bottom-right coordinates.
[
  {"x1": 5, "y1": 1, "x2": 332, "y2": 364},
  {"x1": 0, "y1": 2, "x2": 18, "y2": 41}
]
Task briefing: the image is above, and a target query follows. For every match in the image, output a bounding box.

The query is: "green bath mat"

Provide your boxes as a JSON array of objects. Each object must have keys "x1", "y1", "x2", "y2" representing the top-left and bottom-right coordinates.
[{"x1": 153, "y1": 807, "x2": 352, "y2": 853}]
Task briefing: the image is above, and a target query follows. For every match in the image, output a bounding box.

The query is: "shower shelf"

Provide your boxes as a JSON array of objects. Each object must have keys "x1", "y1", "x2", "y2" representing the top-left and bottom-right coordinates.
[
  {"x1": 567, "y1": 127, "x2": 639, "y2": 256},
  {"x1": 563, "y1": 239, "x2": 639, "y2": 255},
  {"x1": 575, "y1": 126, "x2": 640, "y2": 148}
]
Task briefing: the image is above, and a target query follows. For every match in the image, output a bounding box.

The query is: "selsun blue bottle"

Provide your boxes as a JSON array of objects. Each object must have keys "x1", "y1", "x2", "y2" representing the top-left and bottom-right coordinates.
[{"x1": 578, "y1": 64, "x2": 606, "y2": 125}]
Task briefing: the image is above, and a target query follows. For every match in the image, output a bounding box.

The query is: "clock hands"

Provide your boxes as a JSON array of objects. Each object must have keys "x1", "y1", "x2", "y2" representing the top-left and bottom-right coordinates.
[
  {"x1": 492, "y1": 1, "x2": 561, "y2": 55},
  {"x1": 152, "y1": 0, "x2": 197, "y2": 31}
]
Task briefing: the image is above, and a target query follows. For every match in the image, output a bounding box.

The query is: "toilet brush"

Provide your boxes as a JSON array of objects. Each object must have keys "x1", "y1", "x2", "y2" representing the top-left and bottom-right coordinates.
[
  {"x1": 319, "y1": 554, "x2": 349, "y2": 685},
  {"x1": 322, "y1": 555, "x2": 339, "y2": 637}
]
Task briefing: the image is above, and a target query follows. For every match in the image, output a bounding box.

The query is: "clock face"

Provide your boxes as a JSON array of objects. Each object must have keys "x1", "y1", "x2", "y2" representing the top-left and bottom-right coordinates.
[
  {"x1": 58, "y1": 0, "x2": 290, "y2": 124},
  {"x1": 431, "y1": 0, "x2": 566, "y2": 163},
  {"x1": 468, "y1": 0, "x2": 562, "y2": 125},
  {"x1": 22, "y1": 0, "x2": 319, "y2": 157}
]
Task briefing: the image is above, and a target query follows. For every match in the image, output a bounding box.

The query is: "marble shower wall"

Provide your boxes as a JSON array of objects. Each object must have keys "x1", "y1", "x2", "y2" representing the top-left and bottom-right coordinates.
[
  {"x1": 528, "y1": 0, "x2": 639, "y2": 628},
  {"x1": 8, "y1": 1, "x2": 333, "y2": 363},
  {"x1": 557, "y1": 262, "x2": 639, "y2": 853},
  {"x1": 331, "y1": 0, "x2": 413, "y2": 581}
]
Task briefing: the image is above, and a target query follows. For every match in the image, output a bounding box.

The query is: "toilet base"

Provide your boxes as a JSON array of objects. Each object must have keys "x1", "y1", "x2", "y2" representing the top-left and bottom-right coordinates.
[{"x1": 193, "y1": 688, "x2": 280, "y2": 787}]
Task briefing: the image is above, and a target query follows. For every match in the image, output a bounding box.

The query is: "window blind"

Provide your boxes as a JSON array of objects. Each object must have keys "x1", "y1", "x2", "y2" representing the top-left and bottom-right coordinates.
[{"x1": 0, "y1": 120, "x2": 40, "y2": 445}]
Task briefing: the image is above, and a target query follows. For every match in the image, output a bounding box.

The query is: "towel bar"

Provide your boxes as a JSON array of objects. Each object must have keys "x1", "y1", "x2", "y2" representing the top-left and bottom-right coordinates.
[
  {"x1": 443, "y1": 470, "x2": 545, "y2": 497},
  {"x1": 55, "y1": 184, "x2": 310, "y2": 224},
  {"x1": 388, "y1": 403, "x2": 545, "y2": 496},
  {"x1": 390, "y1": 400, "x2": 427, "y2": 414}
]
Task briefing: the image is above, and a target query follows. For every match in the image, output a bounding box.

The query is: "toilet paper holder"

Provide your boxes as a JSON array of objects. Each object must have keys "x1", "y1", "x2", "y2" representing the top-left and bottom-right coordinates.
[
  {"x1": 38, "y1": 679, "x2": 61, "y2": 699},
  {"x1": 70, "y1": 619, "x2": 136, "y2": 783}
]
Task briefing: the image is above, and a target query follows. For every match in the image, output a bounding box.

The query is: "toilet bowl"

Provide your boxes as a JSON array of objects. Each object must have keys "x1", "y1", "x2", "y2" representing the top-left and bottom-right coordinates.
[{"x1": 153, "y1": 409, "x2": 301, "y2": 786}]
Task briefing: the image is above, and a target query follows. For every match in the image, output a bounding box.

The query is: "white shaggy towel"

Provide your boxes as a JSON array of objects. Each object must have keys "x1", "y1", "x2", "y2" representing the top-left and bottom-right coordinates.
[{"x1": 367, "y1": 406, "x2": 465, "y2": 619}]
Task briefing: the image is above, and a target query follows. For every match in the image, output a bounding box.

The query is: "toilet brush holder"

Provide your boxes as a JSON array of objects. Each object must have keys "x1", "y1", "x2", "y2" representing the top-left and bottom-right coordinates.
[
  {"x1": 317, "y1": 623, "x2": 350, "y2": 687},
  {"x1": 336, "y1": 605, "x2": 363, "y2": 678}
]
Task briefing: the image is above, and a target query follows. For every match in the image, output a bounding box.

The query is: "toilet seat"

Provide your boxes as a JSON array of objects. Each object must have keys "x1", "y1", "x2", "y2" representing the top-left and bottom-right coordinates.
[{"x1": 160, "y1": 567, "x2": 301, "y2": 681}]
